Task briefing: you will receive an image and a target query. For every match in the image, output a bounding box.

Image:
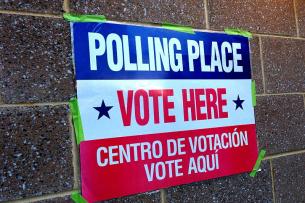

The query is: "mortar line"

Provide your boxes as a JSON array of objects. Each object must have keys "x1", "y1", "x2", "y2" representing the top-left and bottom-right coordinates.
[
  {"x1": 68, "y1": 112, "x2": 81, "y2": 189},
  {"x1": 256, "y1": 92, "x2": 305, "y2": 97},
  {"x1": 270, "y1": 160, "x2": 276, "y2": 203},
  {"x1": 0, "y1": 10, "x2": 62, "y2": 18},
  {"x1": 63, "y1": 0, "x2": 70, "y2": 13},
  {"x1": 293, "y1": 0, "x2": 300, "y2": 37},
  {"x1": 160, "y1": 189, "x2": 167, "y2": 203},
  {"x1": 206, "y1": 27, "x2": 305, "y2": 40},
  {"x1": 264, "y1": 149, "x2": 305, "y2": 160},
  {"x1": 303, "y1": 94, "x2": 305, "y2": 109},
  {"x1": 6, "y1": 190, "x2": 79, "y2": 203},
  {"x1": 88, "y1": 19, "x2": 305, "y2": 41},
  {"x1": 1, "y1": 8, "x2": 304, "y2": 41},
  {"x1": 258, "y1": 36, "x2": 266, "y2": 94},
  {"x1": 204, "y1": 0, "x2": 210, "y2": 29},
  {"x1": 0, "y1": 102, "x2": 69, "y2": 108},
  {"x1": 253, "y1": 33, "x2": 305, "y2": 40}
]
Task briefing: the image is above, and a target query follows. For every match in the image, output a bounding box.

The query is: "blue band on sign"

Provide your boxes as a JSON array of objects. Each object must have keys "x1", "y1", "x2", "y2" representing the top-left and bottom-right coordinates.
[{"x1": 72, "y1": 22, "x2": 251, "y2": 80}]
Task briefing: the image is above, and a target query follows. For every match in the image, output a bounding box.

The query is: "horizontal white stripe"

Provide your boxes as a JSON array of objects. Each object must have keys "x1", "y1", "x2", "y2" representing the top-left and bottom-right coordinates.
[{"x1": 77, "y1": 79, "x2": 255, "y2": 141}]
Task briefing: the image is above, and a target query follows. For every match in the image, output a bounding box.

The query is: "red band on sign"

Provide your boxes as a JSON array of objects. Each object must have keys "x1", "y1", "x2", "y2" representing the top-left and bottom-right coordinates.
[{"x1": 80, "y1": 124, "x2": 258, "y2": 202}]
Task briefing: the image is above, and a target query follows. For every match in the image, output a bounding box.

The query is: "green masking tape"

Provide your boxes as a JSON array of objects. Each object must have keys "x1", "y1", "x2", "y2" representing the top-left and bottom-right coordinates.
[
  {"x1": 162, "y1": 22, "x2": 195, "y2": 34},
  {"x1": 224, "y1": 28, "x2": 252, "y2": 38},
  {"x1": 71, "y1": 192, "x2": 88, "y2": 203},
  {"x1": 252, "y1": 80, "x2": 256, "y2": 107},
  {"x1": 250, "y1": 149, "x2": 266, "y2": 177},
  {"x1": 64, "y1": 13, "x2": 107, "y2": 22},
  {"x1": 69, "y1": 97, "x2": 84, "y2": 145}
]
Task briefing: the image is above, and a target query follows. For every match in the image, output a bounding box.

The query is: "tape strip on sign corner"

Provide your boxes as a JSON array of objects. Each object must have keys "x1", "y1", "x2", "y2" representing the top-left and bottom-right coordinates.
[
  {"x1": 252, "y1": 80, "x2": 256, "y2": 107},
  {"x1": 69, "y1": 97, "x2": 85, "y2": 145},
  {"x1": 249, "y1": 149, "x2": 266, "y2": 177},
  {"x1": 162, "y1": 22, "x2": 195, "y2": 34},
  {"x1": 64, "y1": 13, "x2": 107, "y2": 22},
  {"x1": 224, "y1": 28, "x2": 252, "y2": 38},
  {"x1": 71, "y1": 192, "x2": 88, "y2": 203}
]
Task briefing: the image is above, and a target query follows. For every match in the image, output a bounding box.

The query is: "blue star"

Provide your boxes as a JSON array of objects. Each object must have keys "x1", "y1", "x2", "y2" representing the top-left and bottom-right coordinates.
[
  {"x1": 93, "y1": 100, "x2": 113, "y2": 119},
  {"x1": 233, "y1": 95, "x2": 245, "y2": 110}
]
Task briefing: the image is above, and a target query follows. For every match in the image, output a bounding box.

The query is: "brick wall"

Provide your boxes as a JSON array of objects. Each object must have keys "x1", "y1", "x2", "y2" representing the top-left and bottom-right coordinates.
[{"x1": 0, "y1": 0, "x2": 304, "y2": 202}]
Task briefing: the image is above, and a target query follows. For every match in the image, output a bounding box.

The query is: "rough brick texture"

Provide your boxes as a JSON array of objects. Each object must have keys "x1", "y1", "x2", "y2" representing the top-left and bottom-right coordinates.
[
  {"x1": 272, "y1": 153, "x2": 305, "y2": 203},
  {"x1": 70, "y1": 0, "x2": 205, "y2": 28},
  {"x1": 250, "y1": 37, "x2": 263, "y2": 94},
  {"x1": 0, "y1": 0, "x2": 63, "y2": 14},
  {"x1": 296, "y1": 0, "x2": 305, "y2": 37},
  {"x1": 262, "y1": 37, "x2": 305, "y2": 93},
  {"x1": 208, "y1": 0, "x2": 297, "y2": 36},
  {"x1": 101, "y1": 191, "x2": 161, "y2": 203},
  {"x1": 0, "y1": 14, "x2": 75, "y2": 104},
  {"x1": 32, "y1": 194, "x2": 161, "y2": 203},
  {"x1": 33, "y1": 195, "x2": 73, "y2": 203},
  {"x1": 0, "y1": 105, "x2": 74, "y2": 202},
  {"x1": 167, "y1": 161, "x2": 272, "y2": 203},
  {"x1": 255, "y1": 95, "x2": 305, "y2": 155}
]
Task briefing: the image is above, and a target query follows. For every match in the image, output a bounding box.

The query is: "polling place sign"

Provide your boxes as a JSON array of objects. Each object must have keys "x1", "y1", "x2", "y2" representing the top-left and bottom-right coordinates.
[{"x1": 71, "y1": 22, "x2": 258, "y2": 202}]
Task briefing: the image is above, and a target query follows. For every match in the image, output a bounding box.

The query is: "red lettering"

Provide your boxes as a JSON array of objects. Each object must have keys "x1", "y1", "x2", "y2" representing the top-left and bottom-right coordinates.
[
  {"x1": 182, "y1": 89, "x2": 196, "y2": 121},
  {"x1": 206, "y1": 88, "x2": 219, "y2": 119},
  {"x1": 117, "y1": 90, "x2": 133, "y2": 126},
  {"x1": 134, "y1": 89, "x2": 149, "y2": 126},
  {"x1": 195, "y1": 89, "x2": 207, "y2": 120},
  {"x1": 163, "y1": 89, "x2": 176, "y2": 123},
  {"x1": 118, "y1": 89, "x2": 177, "y2": 126},
  {"x1": 149, "y1": 90, "x2": 162, "y2": 124},
  {"x1": 217, "y1": 88, "x2": 228, "y2": 118}
]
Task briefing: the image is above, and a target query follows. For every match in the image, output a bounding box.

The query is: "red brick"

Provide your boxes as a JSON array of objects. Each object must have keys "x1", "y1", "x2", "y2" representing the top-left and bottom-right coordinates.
[
  {"x1": 255, "y1": 95, "x2": 305, "y2": 155},
  {"x1": 0, "y1": 105, "x2": 74, "y2": 201},
  {"x1": 208, "y1": 0, "x2": 297, "y2": 36},
  {"x1": 0, "y1": 0, "x2": 63, "y2": 14},
  {"x1": 262, "y1": 37, "x2": 305, "y2": 93},
  {"x1": 0, "y1": 14, "x2": 75, "y2": 104},
  {"x1": 70, "y1": 0, "x2": 205, "y2": 28}
]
